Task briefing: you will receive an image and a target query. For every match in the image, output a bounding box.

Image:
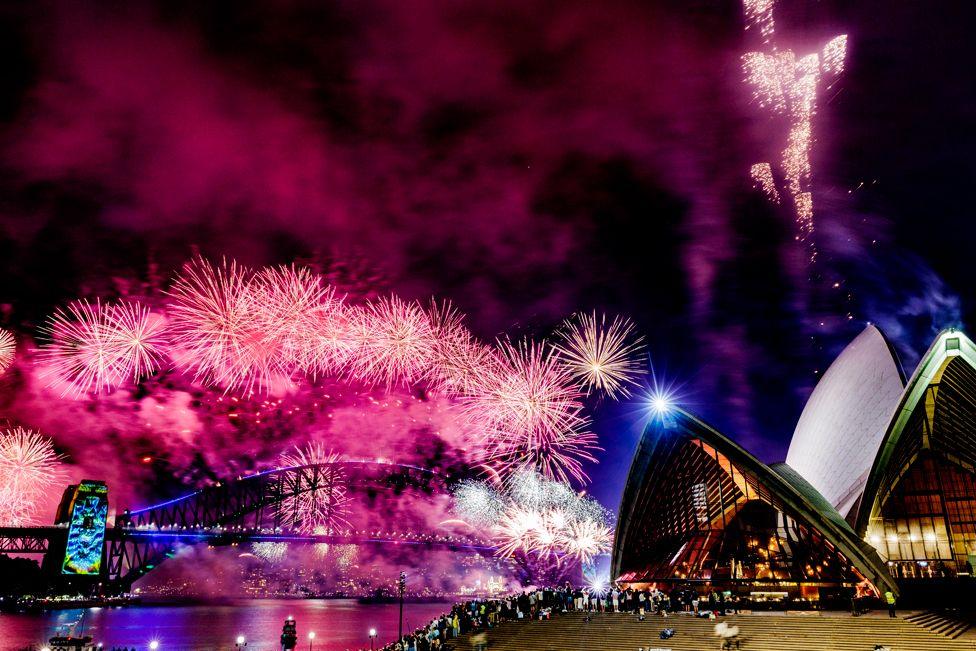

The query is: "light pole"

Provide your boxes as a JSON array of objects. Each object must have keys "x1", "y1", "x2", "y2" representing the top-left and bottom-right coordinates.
[
  {"x1": 368, "y1": 628, "x2": 377, "y2": 651},
  {"x1": 308, "y1": 631, "x2": 315, "y2": 651},
  {"x1": 397, "y1": 571, "x2": 406, "y2": 644},
  {"x1": 235, "y1": 635, "x2": 247, "y2": 649}
]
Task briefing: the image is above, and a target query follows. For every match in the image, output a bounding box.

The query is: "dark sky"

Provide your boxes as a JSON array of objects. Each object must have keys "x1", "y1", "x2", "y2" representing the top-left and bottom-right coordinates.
[{"x1": 0, "y1": 0, "x2": 973, "y2": 510}]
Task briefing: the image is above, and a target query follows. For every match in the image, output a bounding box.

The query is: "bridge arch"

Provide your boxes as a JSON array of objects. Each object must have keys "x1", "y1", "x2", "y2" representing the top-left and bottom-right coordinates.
[{"x1": 105, "y1": 460, "x2": 490, "y2": 591}]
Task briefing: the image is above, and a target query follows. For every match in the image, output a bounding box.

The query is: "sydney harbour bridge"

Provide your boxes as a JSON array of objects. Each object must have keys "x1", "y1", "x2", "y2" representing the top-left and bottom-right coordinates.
[{"x1": 0, "y1": 460, "x2": 494, "y2": 594}]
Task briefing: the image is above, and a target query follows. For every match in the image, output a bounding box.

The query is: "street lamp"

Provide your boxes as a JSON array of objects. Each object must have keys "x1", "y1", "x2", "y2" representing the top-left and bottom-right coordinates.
[
  {"x1": 368, "y1": 628, "x2": 377, "y2": 651},
  {"x1": 235, "y1": 634, "x2": 247, "y2": 649},
  {"x1": 397, "y1": 571, "x2": 406, "y2": 643},
  {"x1": 308, "y1": 631, "x2": 316, "y2": 651},
  {"x1": 149, "y1": 642, "x2": 160, "y2": 651}
]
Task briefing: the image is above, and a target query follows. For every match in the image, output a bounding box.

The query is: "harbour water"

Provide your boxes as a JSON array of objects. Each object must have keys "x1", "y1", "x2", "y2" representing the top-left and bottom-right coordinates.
[{"x1": 0, "y1": 599, "x2": 453, "y2": 651}]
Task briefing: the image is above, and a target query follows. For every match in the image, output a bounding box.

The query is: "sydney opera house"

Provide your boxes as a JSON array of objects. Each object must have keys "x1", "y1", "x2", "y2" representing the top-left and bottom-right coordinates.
[{"x1": 613, "y1": 326, "x2": 976, "y2": 601}]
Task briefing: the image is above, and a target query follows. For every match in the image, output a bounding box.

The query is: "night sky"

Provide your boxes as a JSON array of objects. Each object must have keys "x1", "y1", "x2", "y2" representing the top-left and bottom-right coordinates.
[{"x1": 0, "y1": 0, "x2": 973, "y2": 512}]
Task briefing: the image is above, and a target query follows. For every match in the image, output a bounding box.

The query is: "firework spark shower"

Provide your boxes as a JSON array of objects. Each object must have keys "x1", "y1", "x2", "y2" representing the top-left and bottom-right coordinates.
[
  {"x1": 741, "y1": 0, "x2": 847, "y2": 259},
  {"x1": 452, "y1": 470, "x2": 612, "y2": 568}
]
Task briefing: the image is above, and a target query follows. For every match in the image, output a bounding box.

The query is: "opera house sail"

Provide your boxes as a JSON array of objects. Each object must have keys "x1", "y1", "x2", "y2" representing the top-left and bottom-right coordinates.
[
  {"x1": 612, "y1": 408, "x2": 897, "y2": 599},
  {"x1": 855, "y1": 330, "x2": 976, "y2": 579},
  {"x1": 786, "y1": 325, "x2": 905, "y2": 518}
]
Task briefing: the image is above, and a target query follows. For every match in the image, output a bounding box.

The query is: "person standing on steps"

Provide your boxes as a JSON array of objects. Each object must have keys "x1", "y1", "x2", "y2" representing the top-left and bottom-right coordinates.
[{"x1": 885, "y1": 590, "x2": 896, "y2": 618}]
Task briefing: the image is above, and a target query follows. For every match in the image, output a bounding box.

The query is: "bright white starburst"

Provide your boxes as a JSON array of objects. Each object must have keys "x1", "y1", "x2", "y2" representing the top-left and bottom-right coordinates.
[
  {"x1": 554, "y1": 312, "x2": 645, "y2": 399},
  {"x1": 454, "y1": 470, "x2": 612, "y2": 567}
]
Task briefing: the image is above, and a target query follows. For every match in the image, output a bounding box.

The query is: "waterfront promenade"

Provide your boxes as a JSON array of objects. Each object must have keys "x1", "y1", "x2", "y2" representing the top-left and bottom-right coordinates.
[{"x1": 456, "y1": 610, "x2": 976, "y2": 650}]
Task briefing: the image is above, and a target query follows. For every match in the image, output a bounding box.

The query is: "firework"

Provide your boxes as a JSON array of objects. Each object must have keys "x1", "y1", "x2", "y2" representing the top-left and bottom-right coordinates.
[
  {"x1": 462, "y1": 339, "x2": 594, "y2": 483},
  {"x1": 250, "y1": 265, "x2": 335, "y2": 371},
  {"x1": 554, "y1": 312, "x2": 645, "y2": 399},
  {"x1": 38, "y1": 299, "x2": 167, "y2": 395},
  {"x1": 509, "y1": 427, "x2": 601, "y2": 487},
  {"x1": 38, "y1": 300, "x2": 124, "y2": 395},
  {"x1": 428, "y1": 300, "x2": 494, "y2": 395},
  {"x1": 0, "y1": 329, "x2": 15, "y2": 375},
  {"x1": 278, "y1": 442, "x2": 351, "y2": 535},
  {"x1": 0, "y1": 427, "x2": 64, "y2": 526},
  {"x1": 167, "y1": 257, "x2": 284, "y2": 392},
  {"x1": 564, "y1": 518, "x2": 613, "y2": 565},
  {"x1": 350, "y1": 296, "x2": 437, "y2": 388},
  {"x1": 454, "y1": 470, "x2": 611, "y2": 568},
  {"x1": 300, "y1": 301, "x2": 358, "y2": 379},
  {"x1": 741, "y1": 0, "x2": 847, "y2": 257},
  {"x1": 820, "y1": 35, "x2": 848, "y2": 77},
  {"x1": 742, "y1": 0, "x2": 775, "y2": 44},
  {"x1": 750, "y1": 162, "x2": 780, "y2": 203},
  {"x1": 586, "y1": 574, "x2": 611, "y2": 598},
  {"x1": 453, "y1": 479, "x2": 505, "y2": 528},
  {"x1": 252, "y1": 541, "x2": 288, "y2": 562},
  {"x1": 104, "y1": 301, "x2": 169, "y2": 381},
  {"x1": 494, "y1": 505, "x2": 544, "y2": 557}
]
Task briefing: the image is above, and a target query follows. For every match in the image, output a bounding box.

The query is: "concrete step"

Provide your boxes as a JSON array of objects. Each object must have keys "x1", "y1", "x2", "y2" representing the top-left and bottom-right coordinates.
[
  {"x1": 905, "y1": 610, "x2": 972, "y2": 639},
  {"x1": 456, "y1": 611, "x2": 976, "y2": 650}
]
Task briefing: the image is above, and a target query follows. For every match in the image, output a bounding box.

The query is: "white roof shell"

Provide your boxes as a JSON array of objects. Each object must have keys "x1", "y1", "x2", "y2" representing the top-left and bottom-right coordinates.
[{"x1": 786, "y1": 325, "x2": 905, "y2": 517}]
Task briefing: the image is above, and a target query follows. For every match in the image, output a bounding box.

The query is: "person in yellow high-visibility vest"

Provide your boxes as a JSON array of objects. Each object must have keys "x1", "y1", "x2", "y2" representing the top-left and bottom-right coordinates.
[{"x1": 885, "y1": 590, "x2": 896, "y2": 618}]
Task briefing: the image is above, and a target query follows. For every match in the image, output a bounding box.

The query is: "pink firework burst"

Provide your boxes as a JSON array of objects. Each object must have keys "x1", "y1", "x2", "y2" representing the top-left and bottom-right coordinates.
[
  {"x1": 0, "y1": 329, "x2": 15, "y2": 376},
  {"x1": 428, "y1": 300, "x2": 494, "y2": 395},
  {"x1": 554, "y1": 312, "x2": 645, "y2": 400},
  {"x1": 513, "y1": 427, "x2": 601, "y2": 487},
  {"x1": 301, "y1": 301, "x2": 359, "y2": 380},
  {"x1": 166, "y1": 257, "x2": 282, "y2": 393},
  {"x1": 104, "y1": 301, "x2": 169, "y2": 381},
  {"x1": 0, "y1": 427, "x2": 64, "y2": 526},
  {"x1": 37, "y1": 300, "x2": 167, "y2": 395},
  {"x1": 463, "y1": 339, "x2": 595, "y2": 484},
  {"x1": 350, "y1": 296, "x2": 437, "y2": 388},
  {"x1": 278, "y1": 442, "x2": 351, "y2": 535},
  {"x1": 38, "y1": 300, "x2": 127, "y2": 395},
  {"x1": 250, "y1": 265, "x2": 335, "y2": 372}
]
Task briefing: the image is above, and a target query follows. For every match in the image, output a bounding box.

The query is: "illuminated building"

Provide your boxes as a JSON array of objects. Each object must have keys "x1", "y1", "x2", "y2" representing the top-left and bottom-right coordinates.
[
  {"x1": 855, "y1": 330, "x2": 976, "y2": 578},
  {"x1": 612, "y1": 409, "x2": 897, "y2": 599},
  {"x1": 786, "y1": 325, "x2": 905, "y2": 517}
]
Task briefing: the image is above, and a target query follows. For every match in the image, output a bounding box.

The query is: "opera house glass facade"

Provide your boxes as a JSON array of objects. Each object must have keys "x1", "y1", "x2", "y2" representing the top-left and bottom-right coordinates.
[
  {"x1": 613, "y1": 326, "x2": 976, "y2": 597},
  {"x1": 855, "y1": 331, "x2": 976, "y2": 579},
  {"x1": 612, "y1": 409, "x2": 897, "y2": 598}
]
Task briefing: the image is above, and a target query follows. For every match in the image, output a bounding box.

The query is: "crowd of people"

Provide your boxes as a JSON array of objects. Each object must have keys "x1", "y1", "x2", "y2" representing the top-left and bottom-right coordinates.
[{"x1": 369, "y1": 584, "x2": 746, "y2": 651}]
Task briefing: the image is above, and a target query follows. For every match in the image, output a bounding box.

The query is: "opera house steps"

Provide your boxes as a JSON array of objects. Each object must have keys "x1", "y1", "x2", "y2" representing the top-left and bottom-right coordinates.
[
  {"x1": 905, "y1": 610, "x2": 972, "y2": 639},
  {"x1": 456, "y1": 611, "x2": 976, "y2": 650}
]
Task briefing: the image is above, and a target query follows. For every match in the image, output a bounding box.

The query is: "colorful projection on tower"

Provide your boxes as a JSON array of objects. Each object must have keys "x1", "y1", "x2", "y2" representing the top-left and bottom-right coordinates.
[{"x1": 61, "y1": 481, "x2": 109, "y2": 575}]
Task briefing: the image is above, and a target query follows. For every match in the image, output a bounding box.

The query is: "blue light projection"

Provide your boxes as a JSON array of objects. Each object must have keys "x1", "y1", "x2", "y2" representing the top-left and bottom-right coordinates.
[{"x1": 61, "y1": 481, "x2": 109, "y2": 575}]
